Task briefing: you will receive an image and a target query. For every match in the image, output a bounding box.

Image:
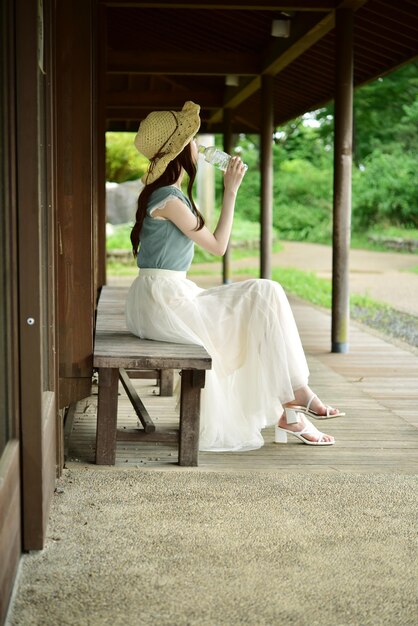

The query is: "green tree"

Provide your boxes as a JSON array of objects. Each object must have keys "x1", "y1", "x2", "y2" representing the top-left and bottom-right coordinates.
[
  {"x1": 274, "y1": 117, "x2": 331, "y2": 165},
  {"x1": 395, "y1": 99, "x2": 418, "y2": 151},
  {"x1": 106, "y1": 132, "x2": 148, "y2": 182},
  {"x1": 273, "y1": 158, "x2": 333, "y2": 241},
  {"x1": 314, "y1": 61, "x2": 418, "y2": 164},
  {"x1": 105, "y1": 62, "x2": 418, "y2": 236},
  {"x1": 352, "y1": 148, "x2": 418, "y2": 229}
]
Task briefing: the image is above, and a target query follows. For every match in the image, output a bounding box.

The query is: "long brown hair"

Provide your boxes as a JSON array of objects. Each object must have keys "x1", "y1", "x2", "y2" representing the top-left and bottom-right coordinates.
[{"x1": 130, "y1": 142, "x2": 205, "y2": 257}]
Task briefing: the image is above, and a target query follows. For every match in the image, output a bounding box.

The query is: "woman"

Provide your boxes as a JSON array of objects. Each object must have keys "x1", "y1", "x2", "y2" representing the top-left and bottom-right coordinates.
[{"x1": 126, "y1": 101, "x2": 344, "y2": 452}]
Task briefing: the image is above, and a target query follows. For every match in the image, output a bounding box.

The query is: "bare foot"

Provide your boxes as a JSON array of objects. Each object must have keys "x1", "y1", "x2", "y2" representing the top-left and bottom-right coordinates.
[
  {"x1": 285, "y1": 386, "x2": 342, "y2": 418},
  {"x1": 277, "y1": 412, "x2": 335, "y2": 444}
]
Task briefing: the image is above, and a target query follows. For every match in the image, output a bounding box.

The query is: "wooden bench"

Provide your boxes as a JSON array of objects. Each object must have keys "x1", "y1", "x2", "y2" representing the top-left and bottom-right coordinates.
[{"x1": 93, "y1": 286, "x2": 212, "y2": 466}]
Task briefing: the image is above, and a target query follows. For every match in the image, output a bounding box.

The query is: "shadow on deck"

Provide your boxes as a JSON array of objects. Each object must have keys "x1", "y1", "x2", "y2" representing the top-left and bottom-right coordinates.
[{"x1": 67, "y1": 277, "x2": 418, "y2": 474}]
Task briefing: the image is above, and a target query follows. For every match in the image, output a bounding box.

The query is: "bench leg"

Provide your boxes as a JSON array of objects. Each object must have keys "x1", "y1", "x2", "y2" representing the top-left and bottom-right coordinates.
[
  {"x1": 96, "y1": 368, "x2": 119, "y2": 465},
  {"x1": 179, "y1": 369, "x2": 206, "y2": 467},
  {"x1": 159, "y1": 369, "x2": 174, "y2": 396}
]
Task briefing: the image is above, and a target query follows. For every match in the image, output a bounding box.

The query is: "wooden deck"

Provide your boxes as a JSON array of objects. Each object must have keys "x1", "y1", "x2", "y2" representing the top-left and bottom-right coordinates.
[{"x1": 67, "y1": 283, "x2": 418, "y2": 474}]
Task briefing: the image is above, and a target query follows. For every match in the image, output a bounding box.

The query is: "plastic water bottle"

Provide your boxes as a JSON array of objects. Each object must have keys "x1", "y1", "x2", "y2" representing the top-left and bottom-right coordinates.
[{"x1": 198, "y1": 145, "x2": 248, "y2": 172}]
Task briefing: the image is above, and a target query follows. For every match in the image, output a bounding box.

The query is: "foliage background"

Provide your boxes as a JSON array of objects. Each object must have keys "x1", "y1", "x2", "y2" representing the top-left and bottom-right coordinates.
[{"x1": 106, "y1": 61, "x2": 418, "y2": 244}]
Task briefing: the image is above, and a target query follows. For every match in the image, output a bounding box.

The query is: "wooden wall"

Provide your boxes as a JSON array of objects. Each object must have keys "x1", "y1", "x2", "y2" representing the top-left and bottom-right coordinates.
[
  {"x1": 0, "y1": 444, "x2": 20, "y2": 623},
  {"x1": 54, "y1": 0, "x2": 98, "y2": 408},
  {"x1": 1, "y1": 0, "x2": 104, "y2": 616},
  {"x1": 15, "y1": 0, "x2": 57, "y2": 551}
]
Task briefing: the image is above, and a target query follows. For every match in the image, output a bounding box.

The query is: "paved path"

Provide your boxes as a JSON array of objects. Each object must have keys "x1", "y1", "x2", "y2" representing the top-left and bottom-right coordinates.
[{"x1": 191, "y1": 241, "x2": 418, "y2": 316}]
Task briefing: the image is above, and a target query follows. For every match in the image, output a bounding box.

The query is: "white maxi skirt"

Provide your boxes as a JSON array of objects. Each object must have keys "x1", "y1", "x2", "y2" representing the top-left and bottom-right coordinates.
[{"x1": 125, "y1": 268, "x2": 310, "y2": 452}]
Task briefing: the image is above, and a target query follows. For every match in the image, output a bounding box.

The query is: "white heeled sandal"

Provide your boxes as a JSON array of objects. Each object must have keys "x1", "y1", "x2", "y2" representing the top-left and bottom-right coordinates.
[
  {"x1": 274, "y1": 408, "x2": 335, "y2": 446},
  {"x1": 289, "y1": 393, "x2": 345, "y2": 420}
]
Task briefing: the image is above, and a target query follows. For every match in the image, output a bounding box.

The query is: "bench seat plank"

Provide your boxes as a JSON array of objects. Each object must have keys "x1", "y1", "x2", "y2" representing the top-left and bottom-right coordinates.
[{"x1": 94, "y1": 333, "x2": 211, "y2": 370}]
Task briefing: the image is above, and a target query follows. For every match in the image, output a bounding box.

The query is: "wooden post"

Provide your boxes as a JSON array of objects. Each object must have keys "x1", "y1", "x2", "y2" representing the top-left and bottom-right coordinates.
[
  {"x1": 159, "y1": 369, "x2": 174, "y2": 396},
  {"x1": 95, "y1": 2, "x2": 107, "y2": 291},
  {"x1": 223, "y1": 108, "x2": 233, "y2": 284},
  {"x1": 15, "y1": 0, "x2": 58, "y2": 551},
  {"x1": 332, "y1": 9, "x2": 353, "y2": 354},
  {"x1": 0, "y1": 0, "x2": 22, "y2": 608},
  {"x1": 260, "y1": 75, "x2": 274, "y2": 279},
  {"x1": 96, "y1": 368, "x2": 119, "y2": 465},
  {"x1": 178, "y1": 369, "x2": 205, "y2": 466},
  {"x1": 54, "y1": 0, "x2": 95, "y2": 404}
]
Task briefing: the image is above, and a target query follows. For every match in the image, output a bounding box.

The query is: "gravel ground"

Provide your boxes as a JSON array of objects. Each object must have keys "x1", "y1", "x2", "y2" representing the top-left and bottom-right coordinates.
[{"x1": 351, "y1": 305, "x2": 418, "y2": 348}]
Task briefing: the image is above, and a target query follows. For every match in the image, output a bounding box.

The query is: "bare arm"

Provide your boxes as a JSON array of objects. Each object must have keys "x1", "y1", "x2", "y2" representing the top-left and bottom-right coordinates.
[{"x1": 155, "y1": 156, "x2": 246, "y2": 256}]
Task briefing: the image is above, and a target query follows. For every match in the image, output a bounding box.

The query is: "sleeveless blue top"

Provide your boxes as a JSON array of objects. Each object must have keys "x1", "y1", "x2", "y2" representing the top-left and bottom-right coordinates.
[{"x1": 137, "y1": 186, "x2": 195, "y2": 271}]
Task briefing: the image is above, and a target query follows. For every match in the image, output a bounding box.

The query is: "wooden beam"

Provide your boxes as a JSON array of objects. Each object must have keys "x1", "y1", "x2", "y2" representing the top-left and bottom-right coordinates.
[
  {"x1": 106, "y1": 90, "x2": 223, "y2": 108},
  {"x1": 263, "y1": 13, "x2": 335, "y2": 75},
  {"x1": 338, "y1": 0, "x2": 367, "y2": 8},
  {"x1": 106, "y1": 106, "x2": 231, "y2": 122},
  {"x1": 119, "y1": 368, "x2": 156, "y2": 433},
  {"x1": 209, "y1": 12, "x2": 335, "y2": 124},
  {"x1": 210, "y1": 77, "x2": 262, "y2": 124},
  {"x1": 103, "y1": 1, "x2": 338, "y2": 10},
  {"x1": 107, "y1": 49, "x2": 260, "y2": 75}
]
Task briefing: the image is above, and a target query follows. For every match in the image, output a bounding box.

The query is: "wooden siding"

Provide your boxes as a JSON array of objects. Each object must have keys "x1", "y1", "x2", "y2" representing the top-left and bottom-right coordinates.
[
  {"x1": 15, "y1": 0, "x2": 57, "y2": 551},
  {"x1": 54, "y1": 0, "x2": 96, "y2": 408},
  {"x1": 0, "y1": 443, "x2": 20, "y2": 624},
  {"x1": 0, "y1": 0, "x2": 21, "y2": 619}
]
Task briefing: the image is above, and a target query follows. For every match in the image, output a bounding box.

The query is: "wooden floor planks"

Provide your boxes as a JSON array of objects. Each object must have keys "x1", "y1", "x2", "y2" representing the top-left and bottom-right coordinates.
[{"x1": 67, "y1": 289, "x2": 418, "y2": 474}]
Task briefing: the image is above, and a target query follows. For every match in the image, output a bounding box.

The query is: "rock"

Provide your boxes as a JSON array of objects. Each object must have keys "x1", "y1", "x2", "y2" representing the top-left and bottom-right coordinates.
[{"x1": 106, "y1": 180, "x2": 143, "y2": 225}]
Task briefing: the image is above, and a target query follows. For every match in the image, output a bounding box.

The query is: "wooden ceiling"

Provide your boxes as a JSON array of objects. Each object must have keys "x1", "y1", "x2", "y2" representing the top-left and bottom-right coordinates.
[{"x1": 102, "y1": 0, "x2": 418, "y2": 133}]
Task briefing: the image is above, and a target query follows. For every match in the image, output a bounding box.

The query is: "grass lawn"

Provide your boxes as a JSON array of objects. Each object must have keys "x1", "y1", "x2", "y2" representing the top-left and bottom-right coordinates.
[{"x1": 106, "y1": 222, "x2": 418, "y2": 346}]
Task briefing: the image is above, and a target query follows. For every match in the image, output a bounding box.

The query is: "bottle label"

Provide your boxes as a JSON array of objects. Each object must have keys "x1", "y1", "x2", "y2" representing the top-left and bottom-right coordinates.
[{"x1": 199, "y1": 145, "x2": 248, "y2": 172}]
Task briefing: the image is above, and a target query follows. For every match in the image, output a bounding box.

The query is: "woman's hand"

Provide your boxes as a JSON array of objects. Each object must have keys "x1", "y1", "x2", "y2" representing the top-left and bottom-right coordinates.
[{"x1": 223, "y1": 156, "x2": 246, "y2": 194}]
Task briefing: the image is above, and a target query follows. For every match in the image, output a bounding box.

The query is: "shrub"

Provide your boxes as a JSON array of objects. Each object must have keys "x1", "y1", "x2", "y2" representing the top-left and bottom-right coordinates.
[
  {"x1": 352, "y1": 148, "x2": 418, "y2": 229},
  {"x1": 106, "y1": 132, "x2": 149, "y2": 182},
  {"x1": 273, "y1": 158, "x2": 333, "y2": 242}
]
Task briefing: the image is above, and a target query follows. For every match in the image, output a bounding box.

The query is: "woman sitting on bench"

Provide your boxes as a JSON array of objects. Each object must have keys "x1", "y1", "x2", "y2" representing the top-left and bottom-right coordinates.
[{"x1": 126, "y1": 101, "x2": 344, "y2": 452}]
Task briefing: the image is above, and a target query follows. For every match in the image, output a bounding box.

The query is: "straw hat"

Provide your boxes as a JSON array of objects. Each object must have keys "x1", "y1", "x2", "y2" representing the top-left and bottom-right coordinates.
[{"x1": 134, "y1": 101, "x2": 201, "y2": 184}]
